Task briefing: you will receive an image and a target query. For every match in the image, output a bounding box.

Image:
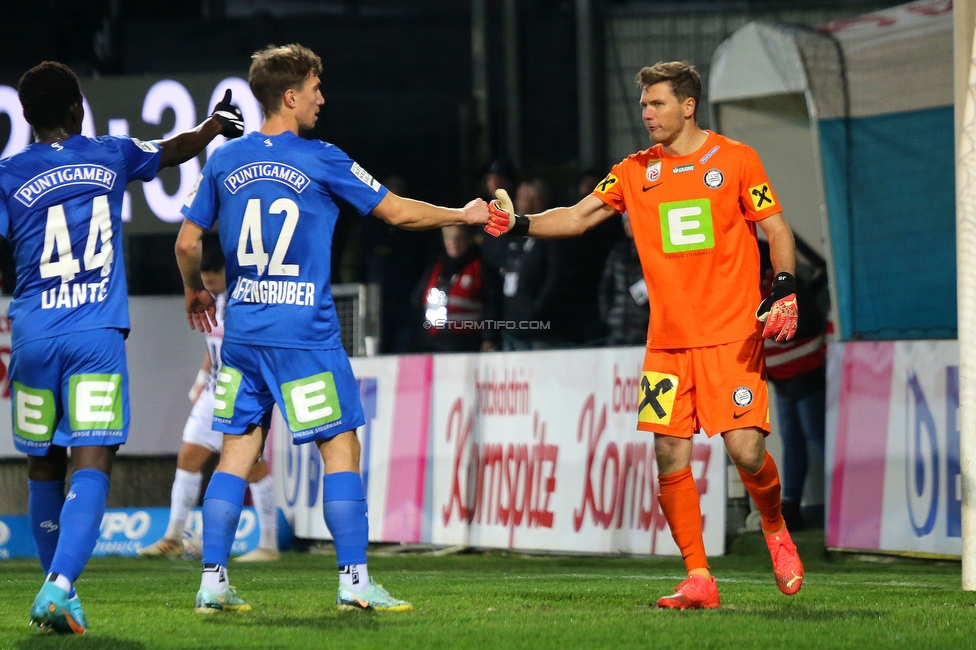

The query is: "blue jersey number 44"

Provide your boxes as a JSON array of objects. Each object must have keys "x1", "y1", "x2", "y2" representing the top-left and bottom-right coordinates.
[{"x1": 41, "y1": 195, "x2": 114, "y2": 282}]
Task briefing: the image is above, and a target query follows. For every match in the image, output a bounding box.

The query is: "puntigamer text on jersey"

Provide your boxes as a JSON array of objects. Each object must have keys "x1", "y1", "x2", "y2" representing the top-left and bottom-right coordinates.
[
  {"x1": 15, "y1": 165, "x2": 117, "y2": 207},
  {"x1": 223, "y1": 162, "x2": 310, "y2": 195}
]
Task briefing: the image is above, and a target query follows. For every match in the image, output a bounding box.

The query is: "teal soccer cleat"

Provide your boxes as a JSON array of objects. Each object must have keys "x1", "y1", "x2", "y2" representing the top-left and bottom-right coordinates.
[
  {"x1": 61, "y1": 595, "x2": 89, "y2": 634},
  {"x1": 194, "y1": 585, "x2": 252, "y2": 614},
  {"x1": 336, "y1": 578, "x2": 412, "y2": 612},
  {"x1": 30, "y1": 582, "x2": 87, "y2": 635}
]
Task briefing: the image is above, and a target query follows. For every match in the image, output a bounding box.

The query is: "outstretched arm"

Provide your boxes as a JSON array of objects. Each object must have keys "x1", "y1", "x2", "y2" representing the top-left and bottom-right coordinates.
[
  {"x1": 175, "y1": 220, "x2": 217, "y2": 332},
  {"x1": 485, "y1": 192, "x2": 618, "y2": 239},
  {"x1": 372, "y1": 192, "x2": 488, "y2": 231},
  {"x1": 157, "y1": 89, "x2": 245, "y2": 169}
]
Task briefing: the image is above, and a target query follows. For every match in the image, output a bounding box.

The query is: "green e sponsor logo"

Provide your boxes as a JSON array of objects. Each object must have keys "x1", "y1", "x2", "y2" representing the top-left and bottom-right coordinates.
[
  {"x1": 214, "y1": 366, "x2": 242, "y2": 419},
  {"x1": 69, "y1": 374, "x2": 123, "y2": 430},
  {"x1": 282, "y1": 372, "x2": 342, "y2": 432},
  {"x1": 659, "y1": 199, "x2": 714, "y2": 253},
  {"x1": 13, "y1": 383, "x2": 55, "y2": 442}
]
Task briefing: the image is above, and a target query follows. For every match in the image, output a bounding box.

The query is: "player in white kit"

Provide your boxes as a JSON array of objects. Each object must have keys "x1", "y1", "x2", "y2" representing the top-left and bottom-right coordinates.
[{"x1": 140, "y1": 240, "x2": 279, "y2": 561}]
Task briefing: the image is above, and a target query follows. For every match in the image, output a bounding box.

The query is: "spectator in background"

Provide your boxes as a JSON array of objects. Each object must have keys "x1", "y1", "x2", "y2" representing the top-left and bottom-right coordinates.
[
  {"x1": 478, "y1": 159, "x2": 517, "y2": 351},
  {"x1": 759, "y1": 239, "x2": 828, "y2": 531},
  {"x1": 598, "y1": 212, "x2": 649, "y2": 345},
  {"x1": 499, "y1": 179, "x2": 565, "y2": 350},
  {"x1": 413, "y1": 225, "x2": 485, "y2": 352},
  {"x1": 483, "y1": 158, "x2": 517, "y2": 200},
  {"x1": 552, "y1": 170, "x2": 624, "y2": 344}
]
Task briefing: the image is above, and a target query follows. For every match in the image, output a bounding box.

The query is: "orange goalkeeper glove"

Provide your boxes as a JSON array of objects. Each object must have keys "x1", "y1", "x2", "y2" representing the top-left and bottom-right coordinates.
[
  {"x1": 485, "y1": 189, "x2": 530, "y2": 237},
  {"x1": 756, "y1": 271, "x2": 798, "y2": 342}
]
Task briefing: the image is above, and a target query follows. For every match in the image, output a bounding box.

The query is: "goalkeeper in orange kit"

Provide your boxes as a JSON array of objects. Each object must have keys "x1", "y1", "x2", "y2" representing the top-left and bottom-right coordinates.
[{"x1": 485, "y1": 61, "x2": 802, "y2": 609}]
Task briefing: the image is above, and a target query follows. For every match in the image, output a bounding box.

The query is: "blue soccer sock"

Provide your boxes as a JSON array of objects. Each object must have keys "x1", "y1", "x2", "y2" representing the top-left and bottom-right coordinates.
[
  {"x1": 28, "y1": 479, "x2": 65, "y2": 575},
  {"x1": 48, "y1": 469, "x2": 110, "y2": 585},
  {"x1": 201, "y1": 472, "x2": 247, "y2": 568},
  {"x1": 322, "y1": 472, "x2": 368, "y2": 569}
]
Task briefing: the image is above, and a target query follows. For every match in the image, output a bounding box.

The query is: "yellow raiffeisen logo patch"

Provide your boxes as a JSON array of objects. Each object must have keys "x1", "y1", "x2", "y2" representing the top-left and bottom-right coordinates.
[
  {"x1": 595, "y1": 173, "x2": 618, "y2": 194},
  {"x1": 637, "y1": 371, "x2": 679, "y2": 426},
  {"x1": 749, "y1": 182, "x2": 776, "y2": 210}
]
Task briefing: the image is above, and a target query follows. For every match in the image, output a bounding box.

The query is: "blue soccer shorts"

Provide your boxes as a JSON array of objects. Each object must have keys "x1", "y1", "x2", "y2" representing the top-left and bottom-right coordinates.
[
  {"x1": 214, "y1": 342, "x2": 365, "y2": 444},
  {"x1": 9, "y1": 328, "x2": 129, "y2": 456}
]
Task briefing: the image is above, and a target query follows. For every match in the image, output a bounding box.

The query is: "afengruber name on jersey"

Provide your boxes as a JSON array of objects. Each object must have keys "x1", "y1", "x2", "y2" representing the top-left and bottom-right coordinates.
[{"x1": 231, "y1": 278, "x2": 316, "y2": 306}]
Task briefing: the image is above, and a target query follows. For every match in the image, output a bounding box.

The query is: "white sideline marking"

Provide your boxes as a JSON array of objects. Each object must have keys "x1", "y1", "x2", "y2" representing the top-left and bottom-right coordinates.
[{"x1": 405, "y1": 572, "x2": 949, "y2": 590}]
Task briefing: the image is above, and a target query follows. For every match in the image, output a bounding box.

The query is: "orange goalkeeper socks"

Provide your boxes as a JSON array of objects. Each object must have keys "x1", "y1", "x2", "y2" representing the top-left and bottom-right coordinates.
[
  {"x1": 738, "y1": 452, "x2": 786, "y2": 534},
  {"x1": 657, "y1": 466, "x2": 709, "y2": 574}
]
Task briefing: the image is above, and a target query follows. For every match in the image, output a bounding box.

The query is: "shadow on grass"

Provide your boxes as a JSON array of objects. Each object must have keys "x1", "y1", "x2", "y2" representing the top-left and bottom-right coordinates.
[
  {"x1": 204, "y1": 611, "x2": 387, "y2": 632},
  {"x1": 18, "y1": 636, "x2": 145, "y2": 649},
  {"x1": 722, "y1": 605, "x2": 885, "y2": 622}
]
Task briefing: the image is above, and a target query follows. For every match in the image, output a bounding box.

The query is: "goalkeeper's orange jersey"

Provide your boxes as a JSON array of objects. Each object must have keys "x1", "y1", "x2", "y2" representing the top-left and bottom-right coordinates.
[{"x1": 592, "y1": 131, "x2": 781, "y2": 349}]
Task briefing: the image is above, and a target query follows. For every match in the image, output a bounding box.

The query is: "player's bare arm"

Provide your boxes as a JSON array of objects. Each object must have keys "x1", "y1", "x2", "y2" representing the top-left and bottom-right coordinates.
[
  {"x1": 756, "y1": 211, "x2": 798, "y2": 342},
  {"x1": 156, "y1": 89, "x2": 245, "y2": 169},
  {"x1": 758, "y1": 212, "x2": 796, "y2": 276},
  {"x1": 174, "y1": 220, "x2": 217, "y2": 332},
  {"x1": 485, "y1": 191, "x2": 617, "y2": 239},
  {"x1": 372, "y1": 192, "x2": 489, "y2": 231}
]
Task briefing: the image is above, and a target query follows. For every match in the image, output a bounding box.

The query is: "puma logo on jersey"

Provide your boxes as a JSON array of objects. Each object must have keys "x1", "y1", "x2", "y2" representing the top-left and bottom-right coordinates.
[{"x1": 264, "y1": 139, "x2": 273, "y2": 146}]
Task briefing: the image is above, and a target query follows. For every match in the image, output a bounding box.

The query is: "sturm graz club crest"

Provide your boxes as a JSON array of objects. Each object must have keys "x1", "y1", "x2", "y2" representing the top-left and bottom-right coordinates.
[
  {"x1": 732, "y1": 386, "x2": 754, "y2": 407},
  {"x1": 703, "y1": 168, "x2": 724, "y2": 189}
]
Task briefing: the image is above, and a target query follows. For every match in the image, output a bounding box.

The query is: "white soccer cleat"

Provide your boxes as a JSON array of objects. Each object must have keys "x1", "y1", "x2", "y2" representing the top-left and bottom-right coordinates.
[
  {"x1": 232, "y1": 547, "x2": 280, "y2": 563},
  {"x1": 137, "y1": 538, "x2": 185, "y2": 558}
]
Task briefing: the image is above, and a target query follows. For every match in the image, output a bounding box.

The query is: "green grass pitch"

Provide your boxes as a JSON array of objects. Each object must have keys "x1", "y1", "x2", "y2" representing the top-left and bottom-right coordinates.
[{"x1": 0, "y1": 531, "x2": 972, "y2": 649}]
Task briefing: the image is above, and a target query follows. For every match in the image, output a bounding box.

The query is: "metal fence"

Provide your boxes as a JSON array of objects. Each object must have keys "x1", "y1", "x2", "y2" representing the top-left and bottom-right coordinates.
[
  {"x1": 603, "y1": 2, "x2": 903, "y2": 163},
  {"x1": 332, "y1": 283, "x2": 381, "y2": 357}
]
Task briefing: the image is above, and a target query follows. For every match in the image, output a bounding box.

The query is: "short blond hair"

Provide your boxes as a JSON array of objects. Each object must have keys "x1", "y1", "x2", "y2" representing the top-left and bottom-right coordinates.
[
  {"x1": 635, "y1": 61, "x2": 701, "y2": 118},
  {"x1": 249, "y1": 44, "x2": 323, "y2": 117}
]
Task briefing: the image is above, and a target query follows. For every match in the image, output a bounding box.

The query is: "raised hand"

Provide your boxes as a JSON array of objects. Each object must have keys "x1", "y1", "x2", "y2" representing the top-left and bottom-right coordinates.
[
  {"x1": 210, "y1": 89, "x2": 244, "y2": 139},
  {"x1": 461, "y1": 197, "x2": 489, "y2": 226},
  {"x1": 486, "y1": 188, "x2": 530, "y2": 237}
]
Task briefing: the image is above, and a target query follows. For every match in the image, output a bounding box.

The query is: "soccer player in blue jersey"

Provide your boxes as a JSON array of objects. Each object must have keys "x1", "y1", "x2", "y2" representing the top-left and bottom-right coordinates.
[
  {"x1": 176, "y1": 43, "x2": 487, "y2": 613},
  {"x1": 0, "y1": 61, "x2": 245, "y2": 634}
]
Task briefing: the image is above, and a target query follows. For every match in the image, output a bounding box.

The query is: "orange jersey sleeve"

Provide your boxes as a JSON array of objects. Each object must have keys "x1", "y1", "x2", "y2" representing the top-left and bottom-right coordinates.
[
  {"x1": 593, "y1": 132, "x2": 767, "y2": 349},
  {"x1": 592, "y1": 166, "x2": 627, "y2": 213},
  {"x1": 737, "y1": 145, "x2": 780, "y2": 221}
]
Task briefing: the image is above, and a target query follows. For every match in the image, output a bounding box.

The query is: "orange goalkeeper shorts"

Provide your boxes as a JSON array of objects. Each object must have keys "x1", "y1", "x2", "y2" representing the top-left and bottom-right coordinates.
[{"x1": 636, "y1": 339, "x2": 770, "y2": 438}]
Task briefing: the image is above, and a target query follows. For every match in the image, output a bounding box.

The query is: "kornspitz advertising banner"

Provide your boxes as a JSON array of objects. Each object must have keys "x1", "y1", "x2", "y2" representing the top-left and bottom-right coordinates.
[{"x1": 276, "y1": 348, "x2": 726, "y2": 557}]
